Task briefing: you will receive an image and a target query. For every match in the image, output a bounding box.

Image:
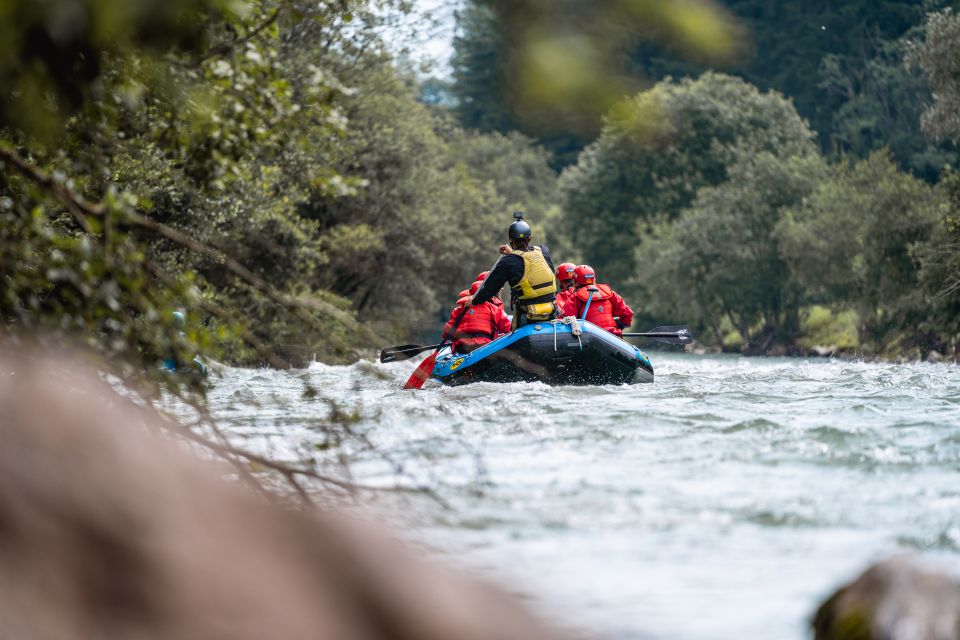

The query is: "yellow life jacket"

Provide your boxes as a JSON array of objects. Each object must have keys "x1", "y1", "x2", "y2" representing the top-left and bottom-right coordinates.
[{"x1": 510, "y1": 246, "x2": 558, "y2": 305}]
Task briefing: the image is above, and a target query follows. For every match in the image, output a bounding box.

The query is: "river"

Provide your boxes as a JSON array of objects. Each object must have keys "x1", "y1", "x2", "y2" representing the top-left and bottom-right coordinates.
[{"x1": 204, "y1": 353, "x2": 960, "y2": 640}]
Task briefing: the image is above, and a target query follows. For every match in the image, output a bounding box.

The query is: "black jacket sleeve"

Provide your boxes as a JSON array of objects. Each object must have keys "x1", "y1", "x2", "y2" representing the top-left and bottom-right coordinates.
[{"x1": 472, "y1": 254, "x2": 522, "y2": 306}]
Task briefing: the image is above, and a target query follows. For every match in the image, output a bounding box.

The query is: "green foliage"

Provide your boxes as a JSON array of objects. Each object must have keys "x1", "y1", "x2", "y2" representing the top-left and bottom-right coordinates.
[
  {"x1": 451, "y1": 1, "x2": 512, "y2": 134},
  {"x1": 0, "y1": 0, "x2": 560, "y2": 379},
  {"x1": 778, "y1": 151, "x2": 939, "y2": 347},
  {"x1": 299, "y1": 68, "x2": 502, "y2": 334},
  {"x1": 718, "y1": 0, "x2": 925, "y2": 149},
  {"x1": 914, "y1": 169, "x2": 960, "y2": 350},
  {"x1": 796, "y1": 306, "x2": 860, "y2": 352},
  {"x1": 451, "y1": 0, "x2": 960, "y2": 178},
  {"x1": 907, "y1": 8, "x2": 960, "y2": 145},
  {"x1": 821, "y1": 33, "x2": 957, "y2": 181},
  {"x1": 639, "y1": 149, "x2": 824, "y2": 351},
  {"x1": 0, "y1": 0, "x2": 244, "y2": 139},
  {"x1": 450, "y1": 0, "x2": 741, "y2": 167},
  {"x1": 5, "y1": 0, "x2": 960, "y2": 371},
  {"x1": 560, "y1": 72, "x2": 815, "y2": 286},
  {"x1": 0, "y1": 182, "x2": 208, "y2": 389},
  {"x1": 439, "y1": 125, "x2": 570, "y2": 255}
]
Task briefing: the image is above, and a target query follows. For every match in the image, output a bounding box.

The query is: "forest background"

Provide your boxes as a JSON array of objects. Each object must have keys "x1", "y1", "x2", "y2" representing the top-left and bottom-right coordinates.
[{"x1": 4, "y1": 0, "x2": 960, "y2": 390}]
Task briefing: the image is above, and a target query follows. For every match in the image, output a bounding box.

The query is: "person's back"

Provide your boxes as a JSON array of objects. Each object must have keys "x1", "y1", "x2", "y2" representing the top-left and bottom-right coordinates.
[
  {"x1": 467, "y1": 213, "x2": 557, "y2": 329},
  {"x1": 563, "y1": 265, "x2": 634, "y2": 337}
]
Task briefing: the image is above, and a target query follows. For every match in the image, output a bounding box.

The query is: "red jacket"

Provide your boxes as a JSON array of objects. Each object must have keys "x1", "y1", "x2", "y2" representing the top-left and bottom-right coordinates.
[
  {"x1": 555, "y1": 288, "x2": 577, "y2": 314},
  {"x1": 562, "y1": 284, "x2": 634, "y2": 337},
  {"x1": 444, "y1": 300, "x2": 512, "y2": 353}
]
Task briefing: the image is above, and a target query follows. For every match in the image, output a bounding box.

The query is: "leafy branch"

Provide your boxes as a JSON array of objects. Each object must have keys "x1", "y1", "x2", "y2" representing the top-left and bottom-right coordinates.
[{"x1": 0, "y1": 144, "x2": 382, "y2": 361}]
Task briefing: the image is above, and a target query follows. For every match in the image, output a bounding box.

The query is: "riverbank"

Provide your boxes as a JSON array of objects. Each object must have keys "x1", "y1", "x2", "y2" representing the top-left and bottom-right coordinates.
[{"x1": 685, "y1": 305, "x2": 958, "y2": 365}]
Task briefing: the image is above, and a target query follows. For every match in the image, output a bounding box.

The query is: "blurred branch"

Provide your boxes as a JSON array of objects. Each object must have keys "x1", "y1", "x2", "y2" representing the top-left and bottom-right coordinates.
[
  {"x1": 178, "y1": 8, "x2": 282, "y2": 68},
  {"x1": 171, "y1": 416, "x2": 452, "y2": 509},
  {"x1": 143, "y1": 259, "x2": 293, "y2": 370}
]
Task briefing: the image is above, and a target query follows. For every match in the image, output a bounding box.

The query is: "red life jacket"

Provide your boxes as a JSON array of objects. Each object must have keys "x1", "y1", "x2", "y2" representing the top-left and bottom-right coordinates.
[
  {"x1": 576, "y1": 285, "x2": 618, "y2": 334},
  {"x1": 447, "y1": 302, "x2": 503, "y2": 353},
  {"x1": 457, "y1": 304, "x2": 499, "y2": 339}
]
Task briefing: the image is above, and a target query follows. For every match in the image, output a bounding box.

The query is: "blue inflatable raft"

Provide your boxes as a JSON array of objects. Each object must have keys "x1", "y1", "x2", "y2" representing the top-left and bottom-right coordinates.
[{"x1": 431, "y1": 320, "x2": 654, "y2": 386}]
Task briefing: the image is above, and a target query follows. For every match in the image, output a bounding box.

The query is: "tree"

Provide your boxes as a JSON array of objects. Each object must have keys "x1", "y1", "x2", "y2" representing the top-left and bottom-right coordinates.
[
  {"x1": 821, "y1": 31, "x2": 957, "y2": 182},
  {"x1": 449, "y1": 0, "x2": 742, "y2": 168},
  {"x1": 777, "y1": 151, "x2": 939, "y2": 349},
  {"x1": 1, "y1": 0, "x2": 492, "y2": 375},
  {"x1": 639, "y1": 150, "x2": 825, "y2": 351},
  {"x1": 630, "y1": 0, "x2": 930, "y2": 152},
  {"x1": 0, "y1": 0, "x2": 313, "y2": 383},
  {"x1": 297, "y1": 67, "x2": 504, "y2": 333},
  {"x1": 907, "y1": 8, "x2": 960, "y2": 145},
  {"x1": 559, "y1": 72, "x2": 815, "y2": 287},
  {"x1": 914, "y1": 169, "x2": 960, "y2": 353},
  {"x1": 451, "y1": 1, "x2": 513, "y2": 134}
]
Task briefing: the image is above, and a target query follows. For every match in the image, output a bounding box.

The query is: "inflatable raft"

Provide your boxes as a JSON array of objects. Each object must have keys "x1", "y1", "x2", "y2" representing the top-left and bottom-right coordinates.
[{"x1": 431, "y1": 320, "x2": 654, "y2": 386}]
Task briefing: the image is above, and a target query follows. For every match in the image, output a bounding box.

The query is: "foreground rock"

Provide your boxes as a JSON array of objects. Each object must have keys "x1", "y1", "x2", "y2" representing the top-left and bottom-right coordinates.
[
  {"x1": 813, "y1": 558, "x2": 960, "y2": 640},
  {"x1": 0, "y1": 347, "x2": 579, "y2": 640}
]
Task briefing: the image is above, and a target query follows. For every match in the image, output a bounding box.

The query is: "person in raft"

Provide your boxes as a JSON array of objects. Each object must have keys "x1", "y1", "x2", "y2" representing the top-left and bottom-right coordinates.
[
  {"x1": 562, "y1": 264, "x2": 634, "y2": 338},
  {"x1": 162, "y1": 310, "x2": 209, "y2": 376},
  {"x1": 459, "y1": 212, "x2": 558, "y2": 330},
  {"x1": 553, "y1": 262, "x2": 577, "y2": 313},
  {"x1": 443, "y1": 280, "x2": 512, "y2": 354}
]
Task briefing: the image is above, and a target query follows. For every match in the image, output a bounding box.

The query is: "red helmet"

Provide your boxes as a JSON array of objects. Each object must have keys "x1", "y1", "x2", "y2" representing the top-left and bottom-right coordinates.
[
  {"x1": 470, "y1": 280, "x2": 483, "y2": 295},
  {"x1": 556, "y1": 262, "x2": 576, "y2": 281},
  {"x1": 475, "y1": 271, "x2": 489, "y2": 282},
  {"x1": 573, "y1": 265, "x2": 596, "y2": 287}
]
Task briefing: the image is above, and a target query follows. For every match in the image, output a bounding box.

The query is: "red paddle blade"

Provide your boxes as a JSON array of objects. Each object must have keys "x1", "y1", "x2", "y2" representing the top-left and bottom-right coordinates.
[{"x1": 403, "y1": 352, "x2": 438, "y2": 389}]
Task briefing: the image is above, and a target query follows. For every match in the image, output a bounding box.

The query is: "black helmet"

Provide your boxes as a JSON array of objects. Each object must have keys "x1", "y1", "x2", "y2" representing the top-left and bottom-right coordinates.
[{"x1": 508, "y1": 211, "x2": 531, "y2": 240}]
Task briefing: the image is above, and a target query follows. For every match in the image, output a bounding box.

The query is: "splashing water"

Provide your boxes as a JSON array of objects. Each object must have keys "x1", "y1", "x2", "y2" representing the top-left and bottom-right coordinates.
[{"x1": 205, "y1": 353, "x2": 960, "y2": 640}]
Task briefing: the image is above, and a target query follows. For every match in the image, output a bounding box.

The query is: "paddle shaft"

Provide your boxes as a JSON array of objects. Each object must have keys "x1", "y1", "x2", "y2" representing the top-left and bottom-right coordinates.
[
  {"x1": 402, "y1": 305, "x2": 470, "y2": 389},
  {"x1": 620, "y1": 325, "x2": 694, "y2": 346},
  {"x1": 380, "y1": 343, "x2": 442, "y2": 363}
]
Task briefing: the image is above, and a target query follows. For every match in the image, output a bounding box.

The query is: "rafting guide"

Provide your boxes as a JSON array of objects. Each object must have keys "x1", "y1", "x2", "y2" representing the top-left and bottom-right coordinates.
[{"x1": 459, "y1": 212, "x2": 559, "y2": 330}]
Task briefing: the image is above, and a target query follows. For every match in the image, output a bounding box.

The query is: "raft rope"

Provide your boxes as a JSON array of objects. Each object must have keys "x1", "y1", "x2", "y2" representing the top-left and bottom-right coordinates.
[{"x1": 554, "y1": 316, "x2": 583, "y2": 351}]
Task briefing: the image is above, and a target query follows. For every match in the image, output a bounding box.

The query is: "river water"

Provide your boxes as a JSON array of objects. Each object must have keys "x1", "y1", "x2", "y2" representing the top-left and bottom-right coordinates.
[{"x1": 205, "y1": 353, "x2": 960, "y2": 640}]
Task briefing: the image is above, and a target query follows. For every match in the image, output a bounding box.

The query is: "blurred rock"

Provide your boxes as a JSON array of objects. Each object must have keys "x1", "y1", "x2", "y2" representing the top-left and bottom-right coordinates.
[
  {"x1": 813, "y1": 557, "x2": 960, "y2": 640},
  {"x1": 927, "y1": 350, "x2": 945, "y2": 363},
  {"x1": 0, "y1": 346, "x2": 580, "y2": 640},
  {"x1": 812, "y1": 345, "x2": 837, "y2": 357}
]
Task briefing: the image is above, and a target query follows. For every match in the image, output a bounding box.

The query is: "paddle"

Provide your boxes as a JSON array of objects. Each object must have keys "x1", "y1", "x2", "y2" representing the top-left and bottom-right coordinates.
[
  {"x1": 402, "y1": 305, "x2": 470, "y2": 390},
  {"x1": 621, "y1": 325, "x2": 695, "y2": 346},
  {"x1": 380, "y1": 343, "x2": 441, "y2": 364}
]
